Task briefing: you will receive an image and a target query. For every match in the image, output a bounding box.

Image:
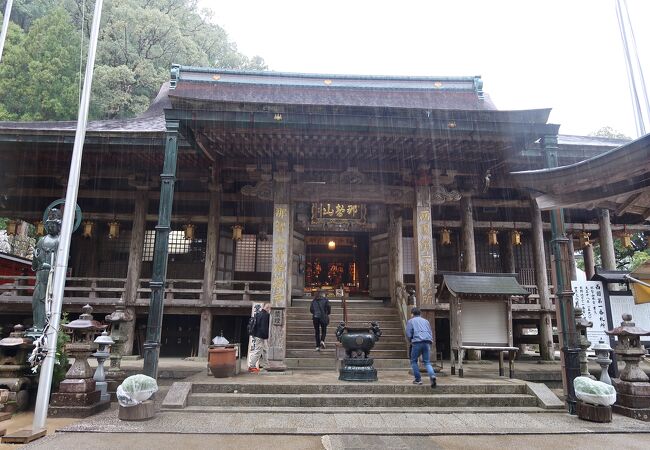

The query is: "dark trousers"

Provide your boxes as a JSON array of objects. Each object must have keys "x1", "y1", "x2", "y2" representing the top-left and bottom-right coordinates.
[{"x1": 313, "y1": 318, "x2": 327, "y2": 347}]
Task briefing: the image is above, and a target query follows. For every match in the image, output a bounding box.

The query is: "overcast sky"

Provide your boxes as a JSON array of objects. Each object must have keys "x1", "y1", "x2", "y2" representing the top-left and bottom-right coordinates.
[{"x1": 199, "y1": 0, "x2": 649, "y2": 138}]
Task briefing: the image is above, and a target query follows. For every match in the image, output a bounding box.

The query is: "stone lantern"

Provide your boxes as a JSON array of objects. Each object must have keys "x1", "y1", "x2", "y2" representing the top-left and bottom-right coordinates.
[
  {"x1": 49, "y1": 305, "x2": 110, "y2": 417},
  {"x1": 605, "y1": 313, "x2": 650, "y2": 421},
  {"x1": 0, "y1": 324, "x2": 34, "y2": 412},
  {"x1": 104, "y1": 299, "x2": 134, "y2": 398},
  {"x1": 593, "y1": 339, "x2": 613, "y2": 385},
  {"x1": 93, "y1": 331, "x2": 114, "y2": 403},
  {"x1": 574, "y1": 306, "x2": 594, "y2": 379}
]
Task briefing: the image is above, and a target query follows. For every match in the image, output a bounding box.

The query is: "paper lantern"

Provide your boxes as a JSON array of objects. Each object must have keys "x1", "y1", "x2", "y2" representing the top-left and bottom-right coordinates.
[
  {"x1": 328, "y1": 240, "x2": 336, "y2": 250},
  {"x1": 183, "y1": 223, "x2": 195, "y2": 241},
  {"x1": 35, "y1": 221, "x2": 45, "y2": 237},
  {"x1": 108, "y1": 221, "x2": 120, "y2": 239},
  {"x1": 511, "y1": 230, "x2": 522, "y2": 246},
  {"x1": 578, "y1": 231, "x2": 591, "y2": 248},
  {"x1": 6, "y1": 220, "x2": 17, "y2": 236},
  {"x1": 439, "y1": 228, "x2": 452, "y2": 246},
  {"x1": 82, "y1": 221, "x2": 94, "y2": 238},
  {"x1": 232, "y1": 224, "x2": 243, "y2": 241},
  {"x1": 487, "y1": 228, "x2": 499, "y2": 246}
]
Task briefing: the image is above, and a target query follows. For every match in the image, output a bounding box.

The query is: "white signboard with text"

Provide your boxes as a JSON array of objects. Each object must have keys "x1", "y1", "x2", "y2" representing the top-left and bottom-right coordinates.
[
  {"x1": 609, "y1": 294, "x2": 650, "y2": 342},
  {"x1": 571, "y1": 280, "x2": 608, "y2": 347}
]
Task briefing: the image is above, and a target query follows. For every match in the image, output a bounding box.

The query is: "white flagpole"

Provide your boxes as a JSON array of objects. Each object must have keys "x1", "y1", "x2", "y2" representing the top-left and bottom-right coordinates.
[
  {"x1": 0, "y1": 0, "x2": 14, "y2": 63},
  {"x1": 32, "y1": 0, "x2": 104, "y2": 431}
]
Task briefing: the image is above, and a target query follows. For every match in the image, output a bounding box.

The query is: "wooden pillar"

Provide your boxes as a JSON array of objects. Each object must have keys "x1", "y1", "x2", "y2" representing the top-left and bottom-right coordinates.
[
  {"x1": 531, "y1": 199, "x2": 554, "y2": 361},
  {"x1": 598, "y1": 209, "x2": 616, "y2": 271},
  {"x1": 388, "y1": 206, "x2": 404, "y2": 305},
  {"x1": 500, "y1": 234, "x2": 516, "y2": 274},
  {"x1": 460, "y1": 196, "x2": 476, "y2": 272},
  {"x1": 268, "y1": 175, "x2": 291, "y2": 371},
  {"x1": 460, "y1": 195, "x2": 479, "y2": 359},
  {"x1": 583, "y1": 244, "x2": 595, "y2": 280},
  {"x1": 413, "y1": 185, "x2": 436, "y2": 357},
  {"x1": 122, "y1": 189, "x2": 148, "y2": 356},
  {"x1": 567, "y1": 234, "x2": 577, "y2": 281},
  {"x1": 198, "y1": 182, "x2": 221, "y2": 357}
]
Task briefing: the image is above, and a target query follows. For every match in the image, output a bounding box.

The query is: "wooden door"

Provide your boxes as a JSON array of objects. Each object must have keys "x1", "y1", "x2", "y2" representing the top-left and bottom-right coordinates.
[
  {"x1": 369, "y1": 233, "x2": 390, "y2": 298},
  {"x1": 216, "y1": 229, "x2": 234, "y2": 284}
]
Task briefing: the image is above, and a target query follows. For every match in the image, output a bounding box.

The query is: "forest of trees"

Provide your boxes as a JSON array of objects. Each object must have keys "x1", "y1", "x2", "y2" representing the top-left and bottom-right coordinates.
[{"x1": 0, "y1": 0, "x2": 266, "y2": 121}]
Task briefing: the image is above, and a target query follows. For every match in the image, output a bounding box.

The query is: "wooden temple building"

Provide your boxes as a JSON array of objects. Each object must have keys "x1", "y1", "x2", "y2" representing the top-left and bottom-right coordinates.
[{"x1": 0, "y1": 65, "x2": 648, "y2": 370}]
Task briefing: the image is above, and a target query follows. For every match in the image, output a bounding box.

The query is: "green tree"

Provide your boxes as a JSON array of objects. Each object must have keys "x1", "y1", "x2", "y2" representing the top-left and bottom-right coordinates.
[
  {"x1": 0, "y1": 8, "x2": 81, "y2": 120},
  {"x1": 588, "y1": 126, "x2": 631, "y2": 140}
]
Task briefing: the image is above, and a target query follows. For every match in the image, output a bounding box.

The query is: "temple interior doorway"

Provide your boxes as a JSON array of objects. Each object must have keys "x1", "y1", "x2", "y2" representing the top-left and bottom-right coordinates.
[{"x1": 304, "y1": 233, "x2": 369, "y2": 296}]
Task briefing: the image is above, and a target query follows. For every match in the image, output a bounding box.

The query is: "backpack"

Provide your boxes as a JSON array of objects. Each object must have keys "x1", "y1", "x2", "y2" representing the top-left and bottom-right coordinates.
[{"x1": 247, "y1": 313, "x2": 258, "y2": 335}]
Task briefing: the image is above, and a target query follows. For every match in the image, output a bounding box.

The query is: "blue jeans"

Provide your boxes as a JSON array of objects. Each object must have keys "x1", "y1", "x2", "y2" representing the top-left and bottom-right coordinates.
[{"x1": 410, "y1": 341, "x2": 436, "y2": 382}]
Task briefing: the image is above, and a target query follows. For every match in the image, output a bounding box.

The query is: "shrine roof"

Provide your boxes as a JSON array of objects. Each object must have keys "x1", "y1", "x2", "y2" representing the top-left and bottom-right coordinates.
[
  {"x1": 591, "y1": 268, "x2": 630, "y2": 284},
  {"x1": 168, "y1": 65, "x2": 499, "y2": 111},
  {"x1": 440, "y1": 272, "x2": 530, "y2": 297}
]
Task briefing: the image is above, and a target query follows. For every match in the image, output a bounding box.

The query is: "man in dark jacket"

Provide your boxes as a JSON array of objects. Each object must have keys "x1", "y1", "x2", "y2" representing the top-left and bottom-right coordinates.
[
  {"x1": 248, "y1": 303, "x2": 271, "y2": 372},
  {"x1": 310, "y1": 290, "x2": 331, "y2": 351}
]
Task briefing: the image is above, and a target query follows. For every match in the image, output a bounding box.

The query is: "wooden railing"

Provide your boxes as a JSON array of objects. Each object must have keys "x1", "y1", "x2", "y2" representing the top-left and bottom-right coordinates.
[{"x1": 0, "y1": 275, "x2": 271, "y2": 306}]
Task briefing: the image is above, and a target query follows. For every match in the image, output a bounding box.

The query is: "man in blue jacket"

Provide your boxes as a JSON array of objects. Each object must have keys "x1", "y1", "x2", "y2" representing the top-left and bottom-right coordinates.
[{"x1": 406, "y1": 307, "x2": 437, "y2": 387}]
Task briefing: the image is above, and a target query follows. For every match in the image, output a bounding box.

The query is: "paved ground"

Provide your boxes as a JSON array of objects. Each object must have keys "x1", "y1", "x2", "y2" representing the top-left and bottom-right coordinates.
[{"x1": 1, "y1": 357, "x2": 648, "y2": 449}]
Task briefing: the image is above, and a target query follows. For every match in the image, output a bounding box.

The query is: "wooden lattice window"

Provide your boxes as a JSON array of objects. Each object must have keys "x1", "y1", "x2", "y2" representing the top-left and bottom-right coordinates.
[{"x1": 255, "y1": 238, "x2": 273, "y2": 273}]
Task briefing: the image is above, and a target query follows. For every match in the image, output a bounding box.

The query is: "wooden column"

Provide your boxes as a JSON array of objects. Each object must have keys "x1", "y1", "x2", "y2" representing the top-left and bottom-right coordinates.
[
  {"x1": 198, "y1": 182, "x2": 221, "y2": 357},
  {"x1": 460, "y1": 196, "x2": 477, "y2": 272},
  {"x1": 122, "y1": 189, "x2": 148, "y2": 356},
  {"x1": 413, "y1": 185, "x2": 436, "y2": 357},
  {"x1": 531, "y1": 199, "x2": 554, "y2": 361},
  {"x1": 598, "y1": 209, "x2": 616, "y2": 270},
  {"x1": 268, "y1": 176, "x2": 291, "y2": 371},
  {"x1": 583, "y1": 244, "x2": 596, "y2": 280},
  {"x1": 567, "y1": 234, "x2": 577, "y2": 281},
  {"x1": 388, "y1": 206, "x2": 404, "y2": 305}
]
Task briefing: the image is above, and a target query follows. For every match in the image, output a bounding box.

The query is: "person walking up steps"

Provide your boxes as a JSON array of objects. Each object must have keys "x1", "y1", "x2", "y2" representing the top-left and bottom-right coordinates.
[
  {"x1": 406, "y1": 307, "x2": 437, "y2": 388},
  {"x1": 310, "y1": 290, "x2": 331, "y2": 351},
  {"x1": 248, "y1": 303, "x2": 271, "y2": 372}
]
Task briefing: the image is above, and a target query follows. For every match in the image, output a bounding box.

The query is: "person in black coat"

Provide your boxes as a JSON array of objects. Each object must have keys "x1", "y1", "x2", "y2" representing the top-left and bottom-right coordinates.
[
  {"x1": 248, "y1": 303, "x2": 271, "y2": 372},
  {"x1": 310, "y1": 290, "x2": 331, "y2": 351}
]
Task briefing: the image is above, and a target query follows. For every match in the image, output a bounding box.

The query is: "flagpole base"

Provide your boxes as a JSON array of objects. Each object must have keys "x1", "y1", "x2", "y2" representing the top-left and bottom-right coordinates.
[{"x1": 1, "y1": 428, "x2": 46, "y2": 444}]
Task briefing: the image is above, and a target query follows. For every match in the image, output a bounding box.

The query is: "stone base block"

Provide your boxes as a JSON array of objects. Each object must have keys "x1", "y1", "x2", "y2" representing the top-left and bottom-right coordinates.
[
  {"x1": 612, "y1": 378, "x2": 650, "y2": 396},
  {"x1": 58, "y1": 378, "x2": 96, "y2": 394},
  {"x1": 576, "y1": 400, "x2": 612, "y2": 423},
  {"x1": 1, "y1": 428, "x2": 46, "y2": 444},
  {"x1": 48, "y1": 398, "x2": 110, "y2": 418},
  {"x1": 616, "y1": 392, "x2": 650, "y2": 409},
  {"x1": 612, "y1": 404, "x2": 650, "y2": 422},
  {"x1": 118, "y1": 400, "x2": 155, "y2": 421},
  {"x1": 50, "y1": 389, "x2": 101, "y2": 407}
]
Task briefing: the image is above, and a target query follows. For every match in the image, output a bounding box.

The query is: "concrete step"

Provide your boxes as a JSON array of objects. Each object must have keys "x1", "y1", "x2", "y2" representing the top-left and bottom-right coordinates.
[
  {"x1": 287, "y1": 331, "x2": 405, "y2": 339},
  {"x1": 175, "y1": 405, "x2": 557, "y2": 414},
  {"x1": 287, "y1": 325, "x2": 404, "y2": 333},
  {"x1": 286, "y1": 314, "x2": 400, "y2": 321},
  {"x1": 287, "y1": 341, "x2": 406, "y2": 350},
  {"x1": 286, "y1": 358, "x2": 411, "y2": 369},
  {"x1": 189, "y1": 383, "x2": 527, "y2": 395},
  {"x1": 186, "y1": 393, "x2": 538, "y2": 408}
]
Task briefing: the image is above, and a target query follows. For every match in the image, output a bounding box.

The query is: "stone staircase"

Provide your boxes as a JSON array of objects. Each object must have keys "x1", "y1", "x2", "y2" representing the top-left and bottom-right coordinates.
[
  {"x1": 285, "y1": 297, "x2": 410, "y2": 370},
  {"x1": 162, "y1": 380, "x2": 564, "y2": 413}
]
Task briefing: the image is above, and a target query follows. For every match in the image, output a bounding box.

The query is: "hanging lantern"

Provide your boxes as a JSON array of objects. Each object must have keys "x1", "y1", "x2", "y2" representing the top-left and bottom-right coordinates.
[
  {"x1": 439, "y1": 228, "x2": 452, "y2": 246},
  {"x1": 511, "y1": 229, "x2": 522, "y2": 246},
  {"x1": 108, "y1": 221, "x2": 120, "y2": 239},
  {"x1": 6, "y1": 219, "x2": 17, "y2": 236},
  {"x1": 487, "y1": 228, "x2": 499, "y2": 246},
  {"x1": 35, "y1": 221, "x2": 45, "y2": 237},
  {"x1": 578, "y1": 231, "x2": 591, "y2": 248},
  {"x1": 622, "y1": 231, "x2": 633, "y2": 249},
  {"x1": 328, "y1": 240, "x2": 336, "y2": 250},
  {"x1": 82, "y1": 221, "x2": 94, "y2": 238},
  {"x1": 232, "y1": 224, "x2": 243, "y2": 241},
  {"x1": 183, "y1": 223, "x2": 195, "y2": 241}
]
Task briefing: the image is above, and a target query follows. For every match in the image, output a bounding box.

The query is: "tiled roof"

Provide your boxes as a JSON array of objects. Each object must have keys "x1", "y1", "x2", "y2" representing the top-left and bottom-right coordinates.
[{"x1": 441, "y1": 272, "x2": 530, "y2": 296}]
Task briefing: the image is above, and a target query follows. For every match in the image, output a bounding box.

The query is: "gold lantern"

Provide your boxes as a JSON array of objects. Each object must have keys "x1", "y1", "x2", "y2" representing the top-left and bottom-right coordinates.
[
  {"x1": 487, "y1": 228, "x2": 499, "y2": 246},
  {"x1": 232, "y1": 224, "x2": 243, "y2": 241},
  {"x1": 578, "y1": 231, "x2": 591, "y2": 248},
  {"x1": 511, "y1": 229, "x2": 522, "y2": 246},
  {"x1": 622, "y1": 231, "x2": 633, "y2": 249},
  {"x1": 35, "y1": 221, "x2": 45, "y2": 237},
  {"x1": 6, "y1": 219, "x2": 17, "y2": 236},
  {"x1": 82, "y1": 221, "x2": 94, "y2": 238},
  {"x1": 439, "y1": 228, "x2": 452, "y2": 246},
  {"x1": 328, "y1": 240, "x2": 336, "y2": 250},
  {"x1": 108, "y1": 221, "x2": 120, "y2": 239},
  {"x1": 183, "y1": 223, "x2": 195, "y2": 241}
]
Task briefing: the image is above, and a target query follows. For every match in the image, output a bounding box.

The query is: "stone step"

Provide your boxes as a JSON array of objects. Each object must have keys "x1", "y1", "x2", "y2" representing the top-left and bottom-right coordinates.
[
  {"x1": 286, "y1": 358, "x2": 411, "y2": 370},
  {"x1": 186, "y1": 393, "x2": 538, "y2": 408},
  {"x1": 189, "y1": 383, "x2": 527, "y2": 395},
  {"x1": 287, "y1": 325, "x2": 404, "y2": 333},
  {"x1": 287, "y1": 331, "x2": 405, "y2": 339},
  {"x1": 287, "y1": 341, "x2": 406, "y2": 350},
  {"x1": 286, "y1": 349, "x2": 408, "y2": 358},
  {"x1": 287, "y1": 314, "x2": 400, "y2": 321},
  {"x1": 174, "y1": 405, "x2": 556, "y2": 414}
]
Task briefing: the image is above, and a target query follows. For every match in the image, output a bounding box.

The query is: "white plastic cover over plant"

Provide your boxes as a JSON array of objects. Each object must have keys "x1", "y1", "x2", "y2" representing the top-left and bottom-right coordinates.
[
  {"x1": 573, "y1": 376, "x2": 617, "y2": 406},
  {"x1": 116, "y1": 374, "x2": 158, "y2": 407}
]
